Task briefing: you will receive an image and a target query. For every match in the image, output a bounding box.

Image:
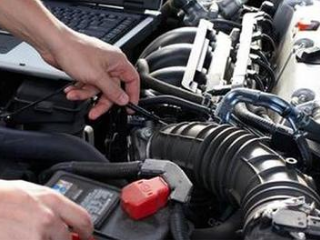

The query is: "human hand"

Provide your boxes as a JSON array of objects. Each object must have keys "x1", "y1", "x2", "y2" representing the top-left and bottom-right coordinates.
[
  {"x1": 0, "y1": 180, "x2": 93, "y2": 240},
  {"x1": 40, "y1": 29, "x2": 140, "y2": 120}
]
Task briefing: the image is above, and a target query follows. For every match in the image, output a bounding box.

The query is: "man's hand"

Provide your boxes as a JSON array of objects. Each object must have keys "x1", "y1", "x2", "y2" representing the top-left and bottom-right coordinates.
[
  {"x1": 0, "y1": 0, "x2": 140, "y2": 120},
  {"x1": 0, "y1": 180, "x2": 93, "y2": 240},
  {"x1": 41, "y1": 30, "x2": 140, "y2": 120}
]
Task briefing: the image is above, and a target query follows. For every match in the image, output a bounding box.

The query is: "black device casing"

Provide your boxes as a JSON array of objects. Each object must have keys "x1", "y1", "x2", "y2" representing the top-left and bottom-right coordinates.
[{"x1": 46, "y1": 171, "x2": 170, "y2": 240}]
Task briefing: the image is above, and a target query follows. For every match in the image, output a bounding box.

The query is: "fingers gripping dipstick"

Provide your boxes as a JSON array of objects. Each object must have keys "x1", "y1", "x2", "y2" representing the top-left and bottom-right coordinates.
[{"x1": 126, "y1": 102, "x2": 168, "y2": 125}]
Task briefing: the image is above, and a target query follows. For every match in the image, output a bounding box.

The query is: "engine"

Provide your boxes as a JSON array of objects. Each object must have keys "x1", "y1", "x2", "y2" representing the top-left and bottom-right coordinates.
[{"x1": 1, "y1": 0, "x2": 320, "y2": 239}]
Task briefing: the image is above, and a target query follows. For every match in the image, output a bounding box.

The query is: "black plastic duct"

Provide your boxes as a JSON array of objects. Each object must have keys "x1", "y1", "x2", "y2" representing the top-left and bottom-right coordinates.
[
  {"x1": 150, "y1": 67, "x2": 185, "y2": 86},
  {"x1": 145, "y1": 44, "x2": 193, "y2": 72},
  {"x1": 137, "y1": 59, "x2": 207, "y2": 105},
  {"x1": 0, "y1": 126, "x2": 107, "y2": 164},
  {"x1": 145, "y1": 44, "x2": 212, "y2": 73},
  {"x1": 139, "y1": 27, "x2": 197, "y2": 59},
  {"x1": 148, "y1": 122, "x2": 320, "y2": 238}
]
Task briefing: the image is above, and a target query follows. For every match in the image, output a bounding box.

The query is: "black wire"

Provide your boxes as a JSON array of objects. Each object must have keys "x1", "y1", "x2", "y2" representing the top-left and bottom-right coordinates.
[
  {"x1": 252, "y1": 58, "x2": 276, "y2": 92},
  {"x1": 252, "y1": 74, "x2": 265, "y2": 91},
  {"x1": 0, "y1": 81, "x2": 76, "y2": 120},
  {"x1": 261, "y1": 33, "x2": 276, "y2": 52},
  {"x1": 126, "y1": 102, "x2": 168, "y2": 125},
  {"x1": 260, "y1": 18, "x2": 274, "y2": 33},
  {"x1": 250, "y1": 48, "x2": 269, "y2": 65}
]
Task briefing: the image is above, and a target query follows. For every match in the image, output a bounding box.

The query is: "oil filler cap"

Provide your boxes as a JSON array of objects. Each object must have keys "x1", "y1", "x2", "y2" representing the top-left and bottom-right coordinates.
[{"x1": 120, "y1": 177, "x2": 170, "y2": 220}]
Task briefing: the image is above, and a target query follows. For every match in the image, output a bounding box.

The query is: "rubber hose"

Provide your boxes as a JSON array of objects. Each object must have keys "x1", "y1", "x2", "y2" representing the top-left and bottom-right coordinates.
[
  {"x1": 0, "y1": 126, "x2": 107, "y2": 165},
  {"x1": 170, "y1": 202, "x2": 190, "y2": 240},
  {"x1": 137, "y1": 59, "x2": 206, "y2": 105},
  {"x1": 139, "y1": 95, "x2": 211, "y2": 117},
  {"x1": 191, "y1": 211, "x2": 242, "y2": 240},
  {"x1": 235, "y1": 104, "x2": 313, "y2": 170},
  {"x1": 215, "y1": 88, "x2": 301, "y2": 125},
  {"x1": 303, "y1": 118, "x2": 320, "y2": 142},
  {"x1": 41, "y1": 161, "x2": 142, "y2": 182},
  {"x1": 234, "y1": 103, "x2": 293, "y2": 135}
]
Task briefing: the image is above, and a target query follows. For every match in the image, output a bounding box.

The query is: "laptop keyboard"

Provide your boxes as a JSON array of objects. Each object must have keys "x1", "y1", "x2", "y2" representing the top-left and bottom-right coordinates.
[{"x1": 46, "y1": 5, "x2": 143, "y2": 44}]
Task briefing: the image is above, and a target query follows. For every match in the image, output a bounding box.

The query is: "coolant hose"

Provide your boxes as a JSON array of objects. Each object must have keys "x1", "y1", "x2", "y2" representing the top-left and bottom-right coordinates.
[
  {"x1": 234, "y1": 104, "x2": 312, "y2": 168},
  {"x1": 137, "y1": 59, "x2": 207, "y2": 105},
  {"x1": 0, "y1": 126, "x2": 107, "y2": 164},
  {"x1": 234, "y1": 103, "x2": 293, "y2": 135},
  {"x1": 215, "y1": 89, "x2": 303, "y2": 126},
  {"x1": 217, "y1": 89, "x2": 315, "y2": 168},
  {"x1": 148, "y1": 122, "x2": 320, "y2": 239}
]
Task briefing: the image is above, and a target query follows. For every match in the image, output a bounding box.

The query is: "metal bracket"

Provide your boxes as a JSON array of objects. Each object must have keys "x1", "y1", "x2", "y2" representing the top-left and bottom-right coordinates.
[
  {"x1": 206, "y1": 32, "x2": 232, "y2": 93},
  {"x1": 263, "y1": 197, "x2": 320, "y2": 239},
  {"x1": 181, "y1": 19, "x2": 214, "y2": 93},
  {"x1": 232, "y1": 13, "x2": 259, "y2": 88}
]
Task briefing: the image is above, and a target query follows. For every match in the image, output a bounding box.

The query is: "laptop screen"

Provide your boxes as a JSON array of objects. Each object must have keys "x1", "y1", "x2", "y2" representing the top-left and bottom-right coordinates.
[{"x1": 56, "y1": 0, "x2": 163, "y2": 11}]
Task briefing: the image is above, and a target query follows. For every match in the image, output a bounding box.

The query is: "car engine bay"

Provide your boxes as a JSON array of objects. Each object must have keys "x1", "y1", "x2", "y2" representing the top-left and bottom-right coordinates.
[{"x1": 1, "y1": 0, "x2": 320, "y2": 239}]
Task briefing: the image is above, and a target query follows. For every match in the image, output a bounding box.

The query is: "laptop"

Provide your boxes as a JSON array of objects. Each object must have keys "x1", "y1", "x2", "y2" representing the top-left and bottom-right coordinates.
[{"x1": 0, "y1": 0, "x2": 162, "y2": 80}]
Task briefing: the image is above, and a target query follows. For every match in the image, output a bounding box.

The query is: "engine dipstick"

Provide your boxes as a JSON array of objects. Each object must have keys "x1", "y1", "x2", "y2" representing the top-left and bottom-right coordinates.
[{"x1": 126, "y1": 102, "x2": 168, "y2": 125}]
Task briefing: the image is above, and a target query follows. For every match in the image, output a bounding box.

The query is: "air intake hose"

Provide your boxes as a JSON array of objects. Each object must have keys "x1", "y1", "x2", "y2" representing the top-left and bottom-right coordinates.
[{"x1": 148, "y1": 122, "x2": 320, "y2": 238}]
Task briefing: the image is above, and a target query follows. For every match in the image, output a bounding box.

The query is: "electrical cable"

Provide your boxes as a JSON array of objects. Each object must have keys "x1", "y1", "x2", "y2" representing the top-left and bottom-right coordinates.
[
  {"x1": 251, "y1": 57, "x2": 276, "y2": 91},
  {"x1": 261, "y1": 33, "x2": 276, "y2": 52},
  {"x1": 250, "y1": 48, "x2": 269, "y2": 65},
  {"x1": 251, "y1": 74, "x2": 265, "y2": 91},
  {"x1": 126, "y1": 102, "x2": 168, "y2": 125},
  {"x1": 0, "y1": 81, "x2": 76, "y2": 120}
]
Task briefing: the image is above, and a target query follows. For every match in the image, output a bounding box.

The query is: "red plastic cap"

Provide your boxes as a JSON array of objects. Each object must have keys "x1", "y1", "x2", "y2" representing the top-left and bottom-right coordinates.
[
  {"x1": 121, "y1": 177, "x2": 170, "y2": 220},
  {"x1": 296, "y1": 19, "x2": 320, "y2": 31},
  {"x1": 71, "y1": 233, "x2": 95, "y2": 240}
]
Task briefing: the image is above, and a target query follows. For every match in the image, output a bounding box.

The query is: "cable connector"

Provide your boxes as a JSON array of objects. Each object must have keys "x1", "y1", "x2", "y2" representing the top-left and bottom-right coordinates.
[{"x1": 140, "y1": 159, "x2": 193, "y2": 203}]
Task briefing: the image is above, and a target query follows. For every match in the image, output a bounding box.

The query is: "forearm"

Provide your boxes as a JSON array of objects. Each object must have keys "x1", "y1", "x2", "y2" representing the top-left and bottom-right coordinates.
[
  {"x1": 0, "y1": 0, "x2": 67, "y2": 54},
  {"x1": 0, "y1": 0, "x2": 140, "y2": 119}
]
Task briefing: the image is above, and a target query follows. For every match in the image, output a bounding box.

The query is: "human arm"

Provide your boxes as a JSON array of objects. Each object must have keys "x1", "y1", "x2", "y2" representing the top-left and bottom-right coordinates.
[{"x1": 0, "y1": 0, "x2": 140, "y2": 119}]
